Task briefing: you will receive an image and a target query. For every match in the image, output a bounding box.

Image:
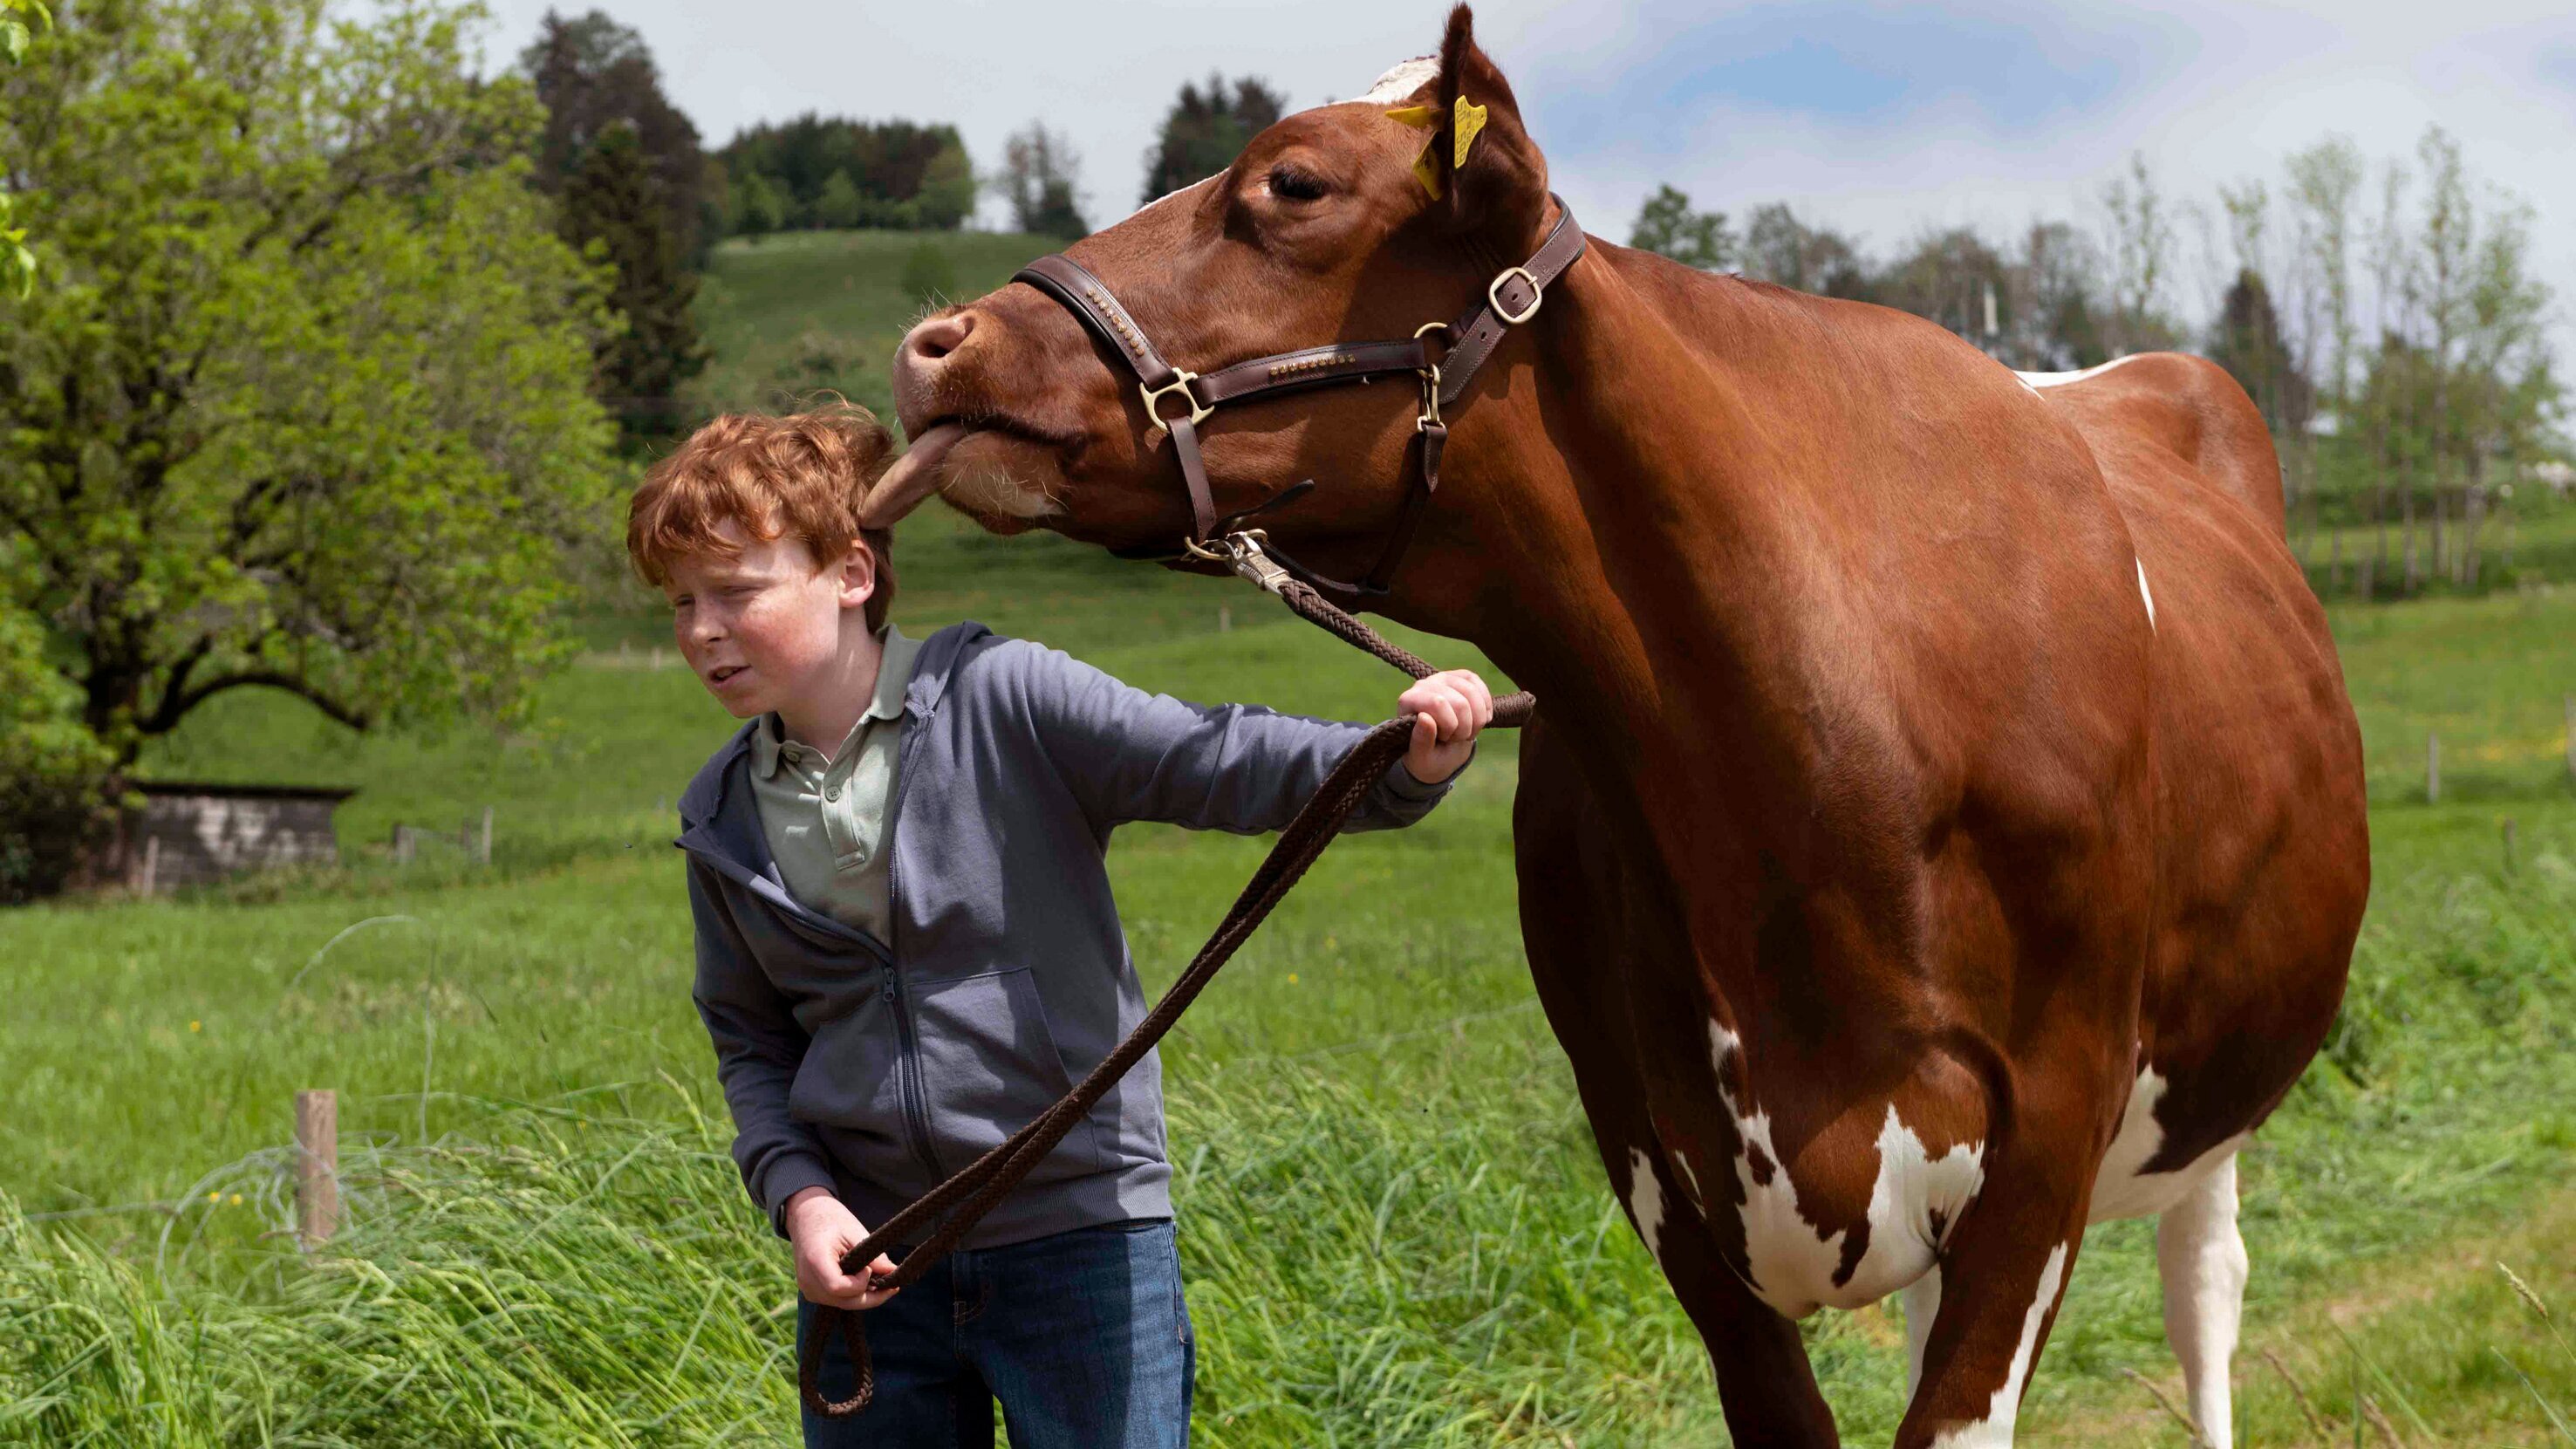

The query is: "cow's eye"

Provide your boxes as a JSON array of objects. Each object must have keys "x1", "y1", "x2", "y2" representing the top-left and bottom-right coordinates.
[{"x1": 1266, "y1": 164, "x2": 1330, "y2": 202}]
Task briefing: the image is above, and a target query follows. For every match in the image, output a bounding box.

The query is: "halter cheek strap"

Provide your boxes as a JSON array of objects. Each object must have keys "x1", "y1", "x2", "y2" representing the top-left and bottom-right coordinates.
[{"x1": 1009, "y1": 197, "x2": 1585, "y2": 599}]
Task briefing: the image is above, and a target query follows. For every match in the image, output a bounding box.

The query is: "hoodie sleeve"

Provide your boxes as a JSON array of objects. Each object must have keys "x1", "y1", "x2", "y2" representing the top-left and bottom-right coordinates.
[
  {"x1": 1009, "y1": 639, "x2": 1468, "y2": 837},
  {"x1": 687, "y1": 854, "x2": 839, "y2": 1240}
]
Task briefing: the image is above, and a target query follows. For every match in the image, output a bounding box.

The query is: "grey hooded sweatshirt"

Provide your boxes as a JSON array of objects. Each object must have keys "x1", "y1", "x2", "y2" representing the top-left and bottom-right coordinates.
[{"x1": 675, "y1": 622, "x2": 1461, "y2": 1248}]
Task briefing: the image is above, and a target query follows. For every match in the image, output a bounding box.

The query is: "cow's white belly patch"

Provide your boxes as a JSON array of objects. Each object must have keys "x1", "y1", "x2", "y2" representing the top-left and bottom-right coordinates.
[
  {"x1": 1706, "y1": 1025, "x2": 1985, "y2": 1317},
  {"x1": 2088, "y1": 1066, "x2": 2249, "y2": 1224}
]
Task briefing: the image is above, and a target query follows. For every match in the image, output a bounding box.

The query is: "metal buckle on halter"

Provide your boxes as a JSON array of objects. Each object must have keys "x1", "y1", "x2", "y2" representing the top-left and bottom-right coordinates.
[
  {"x1": 1140, "y1": 372, "x2": 1213, "y2": 434},
  {"x1": 1183, "y1": 530, "x2": 1292, "y2": 594},
  {"x1": 1488, "y1": 266, "x2": 1542, "y2": 325},
  {"x1": 1413, "y1": 321, "x2": 1449, "y2": 431}
]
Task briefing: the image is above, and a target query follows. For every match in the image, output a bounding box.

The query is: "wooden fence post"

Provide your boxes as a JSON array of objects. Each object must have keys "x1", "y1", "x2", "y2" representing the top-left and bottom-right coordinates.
[
  {"x1": 296, "y1": 1088, "x2": 338, "y2": 1248},
  {"x1": 138, "y1": 835, "x2": 160, "y2": 896},
  {"x1": 2565, "y1": 694, "x2": 2573, "y2": 787},
  {"x1": 2426, "y1": 733, "x2": 2440, "y2": 804},
  {"x1": 479, "y1": 805, "x2": 494, "y2": 865},
  {"x1": 1219, "y1": 605, "x2": 1232, "y2": 634},
  {"x1": 2503, "y1": 818, "x2": 2518, "y2": 875}
]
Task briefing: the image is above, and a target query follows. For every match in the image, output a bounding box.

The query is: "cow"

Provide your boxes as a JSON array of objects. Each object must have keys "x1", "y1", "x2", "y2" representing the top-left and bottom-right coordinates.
[{"x1": 864, "y1": 10, "x2": 2370, "y2": 1445}]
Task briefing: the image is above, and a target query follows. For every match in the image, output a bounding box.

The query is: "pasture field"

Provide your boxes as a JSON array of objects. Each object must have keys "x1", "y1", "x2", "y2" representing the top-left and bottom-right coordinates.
[{"x1": 4, "y1": 231, "x2": 2573, "y2": 1444}]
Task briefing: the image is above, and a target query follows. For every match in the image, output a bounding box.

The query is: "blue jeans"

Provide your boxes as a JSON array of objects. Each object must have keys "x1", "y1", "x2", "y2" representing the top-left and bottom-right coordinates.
[{"x1": 796, "y1": 1218, "x2": 1194, "y2": 1449}]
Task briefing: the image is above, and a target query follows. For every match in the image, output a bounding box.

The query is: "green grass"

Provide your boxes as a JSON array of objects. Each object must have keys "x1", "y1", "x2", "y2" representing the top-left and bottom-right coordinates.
[
  {"x1": 10, "y1": 579, "x2": 2573, "y2": 1444},
  {"x1": 687, "y1": 229, "x2": 1062, "y2": 420},
  {"x1": 7, "y1": 226, "x2": 2576, "y2": 1443}
]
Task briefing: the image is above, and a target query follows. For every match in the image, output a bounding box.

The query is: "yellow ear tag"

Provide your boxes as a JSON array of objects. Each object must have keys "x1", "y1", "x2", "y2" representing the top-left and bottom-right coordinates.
[
  {"x1": 1410, "y1": 144, "x2": 1443, "y2": 199},
  {"x1": 1452, "y1": 95, "x2": 1489, "y2": 168},
  {"x1": 1382, "y1": 104, "x2": 1441, "y2": 130}
]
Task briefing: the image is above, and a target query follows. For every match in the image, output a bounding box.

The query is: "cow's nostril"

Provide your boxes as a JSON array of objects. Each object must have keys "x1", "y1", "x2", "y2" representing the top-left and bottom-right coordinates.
[{"x1": 905, "y1": 311, "x2": 974, "y2": 363}]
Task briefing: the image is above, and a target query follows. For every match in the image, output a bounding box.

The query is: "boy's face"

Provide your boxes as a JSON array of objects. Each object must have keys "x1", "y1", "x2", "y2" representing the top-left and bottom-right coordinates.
[{"x1": 663, "y1": 520, "x2": 876, "y2": 720}]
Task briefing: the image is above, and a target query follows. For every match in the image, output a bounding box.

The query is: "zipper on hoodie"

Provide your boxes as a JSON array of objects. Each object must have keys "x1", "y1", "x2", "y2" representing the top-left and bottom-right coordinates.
[{"x1": 882, "y1": 699, "x2": 945, "y2": 1183}]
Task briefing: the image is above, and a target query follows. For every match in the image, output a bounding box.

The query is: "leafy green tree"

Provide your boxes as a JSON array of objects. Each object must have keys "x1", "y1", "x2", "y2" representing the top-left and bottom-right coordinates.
[
  {"x1": 562, "y1": 120, "x2": 708, "y2": 434},
  {"x1": 0, "y1": 0, "x2": 619, "y2": 893},
  {"x1": 716, "y1": 114, "x2": 972, "y2": 233},
  {"x1": 1138, "y1": 74, "x2": 1284, "y2": 206},
  {"x1": 0, "y1": 0, "x2": 47, "y2": 297},
  {"x1": 732, "y1": 169, "x2": 784, "y2": 238},
  {"x1": 1628, "y1": 184, "x2": 1736, "y2": 270},
  {"x1": 815, "y1": 167, "x2": 864, "y2": 229},
  {"x1": 915, "y1": 139, "x2": 976, "y2": 229}
]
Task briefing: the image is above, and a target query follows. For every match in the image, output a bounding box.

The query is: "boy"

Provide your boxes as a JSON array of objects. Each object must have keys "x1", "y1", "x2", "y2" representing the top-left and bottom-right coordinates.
[{"x1": 628, "y1": 405, "x2": 1491, "y2": 1448}]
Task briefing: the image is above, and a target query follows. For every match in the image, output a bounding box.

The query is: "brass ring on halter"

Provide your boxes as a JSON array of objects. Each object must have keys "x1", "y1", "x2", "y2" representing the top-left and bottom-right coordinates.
[{"x1": 1140, "y1": 371, "x2": 1212, "y2": 434}]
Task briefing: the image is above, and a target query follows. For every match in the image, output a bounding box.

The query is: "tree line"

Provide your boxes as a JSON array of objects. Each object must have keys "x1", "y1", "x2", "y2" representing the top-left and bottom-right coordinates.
[{"x1": 1630, "y1": 134, "x2": 2568, "y2": 596}]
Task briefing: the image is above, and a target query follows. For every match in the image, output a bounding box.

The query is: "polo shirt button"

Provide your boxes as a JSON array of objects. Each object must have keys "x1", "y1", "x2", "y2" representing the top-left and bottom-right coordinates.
[{"x1": 824, "y1": 786, "x2": 840, "y2": 802}]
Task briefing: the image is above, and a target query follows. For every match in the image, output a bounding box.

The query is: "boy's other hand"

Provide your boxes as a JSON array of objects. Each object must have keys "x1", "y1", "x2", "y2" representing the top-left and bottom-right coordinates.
[
  {"x1": 1398, "y1": 669, "x2": 1493, "y2": 784},
  {"x1": 785, "y1": 1186, "x2": 900, "y2": 1310}
]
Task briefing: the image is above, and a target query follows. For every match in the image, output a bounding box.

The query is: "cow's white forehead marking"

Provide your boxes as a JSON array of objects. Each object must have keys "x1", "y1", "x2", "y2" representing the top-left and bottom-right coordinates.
[
  {"x1": 1929, "y1": 1241, "x2": 2068, "y2": 1447},
  {"x1": 1705, "y1": 1022, "x2": 1985, "y2": 1318},
  {"x1": 1354, "y1": 55, "x2": 1440, "y2": 107}
]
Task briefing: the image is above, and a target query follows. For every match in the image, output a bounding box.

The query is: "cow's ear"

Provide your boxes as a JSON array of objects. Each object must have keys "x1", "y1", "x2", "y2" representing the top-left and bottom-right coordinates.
[{"x1": 1432, "y1": 6, "x2": 1548, "y2": 256}]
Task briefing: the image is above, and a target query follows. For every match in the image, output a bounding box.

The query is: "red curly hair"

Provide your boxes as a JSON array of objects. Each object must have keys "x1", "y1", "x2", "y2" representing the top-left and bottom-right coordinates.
[{"x1": 627, "y1": 402, "x2": 899, "y2": 633}]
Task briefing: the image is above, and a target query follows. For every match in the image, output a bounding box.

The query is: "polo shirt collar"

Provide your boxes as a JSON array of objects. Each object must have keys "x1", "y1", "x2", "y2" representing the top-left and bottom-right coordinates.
[{"x1": 749, "y1": 623, "x2": 923, "y2": 779}]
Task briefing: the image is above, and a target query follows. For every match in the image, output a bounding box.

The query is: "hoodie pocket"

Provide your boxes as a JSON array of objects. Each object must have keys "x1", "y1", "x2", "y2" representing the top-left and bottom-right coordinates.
[
  {"x1": 910, "y1": 967, "x2": 1106, "y2": 1179},
  {"x1": 786, "y1": 977, "x2": 922, "y2": 1188}
]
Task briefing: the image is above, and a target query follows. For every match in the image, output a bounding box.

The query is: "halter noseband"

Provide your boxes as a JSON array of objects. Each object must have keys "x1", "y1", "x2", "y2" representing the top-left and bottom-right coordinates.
[{"x1": 1008, "y1": 196, "x2": 1585, "y2": 600}]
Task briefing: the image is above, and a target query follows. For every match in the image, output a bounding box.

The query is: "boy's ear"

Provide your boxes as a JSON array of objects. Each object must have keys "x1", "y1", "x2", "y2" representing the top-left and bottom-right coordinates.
[
  {"x1": 835, "y1": 537, "x2": 878, "y2": 609},
  {"x1": 1429, "y1": 5, "x2": 1549, "y2": 257}
]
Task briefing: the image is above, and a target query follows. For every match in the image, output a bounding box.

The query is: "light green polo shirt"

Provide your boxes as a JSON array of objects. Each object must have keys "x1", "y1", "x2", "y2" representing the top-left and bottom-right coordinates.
[{"x1": 748, "y1": 624, "x2": 924, "y2": 942}]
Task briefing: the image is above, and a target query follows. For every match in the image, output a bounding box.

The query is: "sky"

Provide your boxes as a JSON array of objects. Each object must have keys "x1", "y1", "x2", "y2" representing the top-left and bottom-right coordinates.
[{"x1": 475, "y1": 0, "x2": 2576, "y2": 366}]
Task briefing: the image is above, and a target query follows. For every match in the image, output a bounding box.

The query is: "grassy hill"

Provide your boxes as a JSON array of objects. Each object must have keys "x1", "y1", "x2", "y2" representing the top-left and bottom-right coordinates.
[{"x1": 6, "y1": 229, "x2": 2575, "y2": 1445}]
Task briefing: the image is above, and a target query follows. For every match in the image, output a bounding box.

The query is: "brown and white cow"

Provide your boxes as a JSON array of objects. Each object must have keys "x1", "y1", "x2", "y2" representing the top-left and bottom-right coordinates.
[{"x1": 870, "y1": 10, "x2": 2369, "y2": 1444}]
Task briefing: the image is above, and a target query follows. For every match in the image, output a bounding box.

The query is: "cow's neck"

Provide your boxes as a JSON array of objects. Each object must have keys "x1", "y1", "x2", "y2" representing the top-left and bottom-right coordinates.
[{"x1": 1385, "y1": 245, "x2": 1808, "y2": 851}]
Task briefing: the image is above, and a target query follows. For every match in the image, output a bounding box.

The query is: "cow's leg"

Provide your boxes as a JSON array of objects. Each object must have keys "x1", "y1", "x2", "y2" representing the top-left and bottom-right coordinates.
[
  {"x1": 2156, "y1": 1152, "x2": 2246, "y2": 1449},
  {"x1": 1891, "y1": 1109, "x2": 2099, "y2": 1448},
  {"x1": 1902, "y1": 1266, "x2": 1941, "y2": 1399},
  {"x1": 1514, "y1": 723, "x2": 1838, "y2": 1446}
]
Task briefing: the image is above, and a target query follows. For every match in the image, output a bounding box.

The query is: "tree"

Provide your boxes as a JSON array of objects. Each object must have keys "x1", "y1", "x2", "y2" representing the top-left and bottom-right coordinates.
[
  {"x1": 2209, "y1": 268, "x2": 2313, "y2": 438},
  {"x1": 717, "y1": 114, "x2": 974, "y2": 233},
  {"x1": 1739, "y1": 202, "x2": 1871, "y2": 298},
  {"x1": 1877, "y1": 227, "x2": 2011, "y2": 349},
  {"x1": 815, "y1": 167, "x2": 864, "y2": 229},
  {"x1": 562, "y1": 120, "x2": 709, "y2": 434},
  {"x1": 520, "y1": 9, "x2": 706, "y2": 258},
  {"x1": 0, "y1": 0, "x2": 620, "y2": 894},
  {"x1": 1628, "y1": 184, "x2": 1736, "y2": 270},
  {"x1": 1139, "y1": 74, "x2": 1286, "y2": 206},
  {"x1": 732, "y1": 169, "x2": 785, "y2": 238},
  {"x1": 0, "y1": 0, "x2": 48, "y2": 297},
  {"x1": 916, "y1": 139, "x2": 976, "y2": 229},
  {"x1": 2100, "y1": 152, "x2": 2182, "y2": 355},
  {"x1": 1001, "y1": 123, "x2": 1088, "y2": 238},
  {"x1": 521, "y1": 9, "x2": 706, "y2": 436}
]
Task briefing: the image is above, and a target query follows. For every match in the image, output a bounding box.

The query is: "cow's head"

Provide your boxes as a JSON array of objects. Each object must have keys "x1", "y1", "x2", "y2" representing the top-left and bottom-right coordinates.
[{"x1": 870, "y1": 6, "x2": 1555, "y2": 598}]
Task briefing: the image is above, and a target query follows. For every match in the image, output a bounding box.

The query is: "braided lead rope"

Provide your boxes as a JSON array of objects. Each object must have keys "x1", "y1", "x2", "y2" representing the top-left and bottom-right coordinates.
[{"x1": 802, "y1": 584, "x2": 1530, "y2": 1418}]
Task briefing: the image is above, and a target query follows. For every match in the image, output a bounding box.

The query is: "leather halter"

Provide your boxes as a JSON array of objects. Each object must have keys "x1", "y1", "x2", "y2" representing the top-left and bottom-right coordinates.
[{"x1": 1009, "y1": 196, "x2": 1586, "y2": 599}]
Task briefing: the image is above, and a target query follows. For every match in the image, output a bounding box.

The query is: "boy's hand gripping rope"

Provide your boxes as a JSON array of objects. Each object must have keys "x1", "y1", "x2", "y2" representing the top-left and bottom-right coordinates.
[{"x1": 801, "y1": 569, "x2": 1532, "y2": 1417}]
